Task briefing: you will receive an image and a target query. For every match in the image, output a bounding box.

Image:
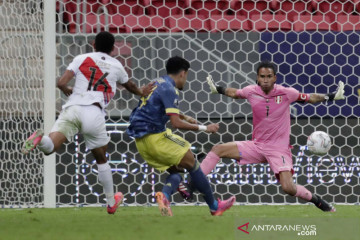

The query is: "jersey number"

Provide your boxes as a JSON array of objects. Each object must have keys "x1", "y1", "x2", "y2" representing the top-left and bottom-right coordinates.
[{"x1": 87, "y1": 67, "x2": 109, "y2": 92}]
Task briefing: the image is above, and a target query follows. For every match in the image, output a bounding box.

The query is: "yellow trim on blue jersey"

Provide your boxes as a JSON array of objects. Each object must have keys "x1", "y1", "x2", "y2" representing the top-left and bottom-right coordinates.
[
  {"x1": 166, "y1": 108, "x2": 180, "y2": 114},
  {"x1": 175, "y1": 89, "x2": 179, "y2": 95},
  {"x1": 139, "y1": 86, "x2": 158, "y2": 109},
  {"x1": 156, "y1": 78, "x2": 166, "y2": 84}
]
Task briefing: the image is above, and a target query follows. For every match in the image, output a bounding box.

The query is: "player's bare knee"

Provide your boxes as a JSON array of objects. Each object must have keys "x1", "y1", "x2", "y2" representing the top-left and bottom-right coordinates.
[
  {"x1": 179, "y1": 151, "x2": 196, "y2": 170},
  {"x1": 211, "y1": 144, "x2": 223, "y2": 156},
  {"x1": 49, "y1": 134, "x2": 66, "y2": 152},
  {"x1": 179, "y1": 159, "x2": 195, "y2": 170},
  {"x1": 281, "y1": 183, "x2": 296, "y2": 196}
]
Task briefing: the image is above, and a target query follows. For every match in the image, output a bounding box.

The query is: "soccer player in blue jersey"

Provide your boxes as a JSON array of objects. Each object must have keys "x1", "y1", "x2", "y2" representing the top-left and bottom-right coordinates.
[{"x1": 127, "y1": 56, "x2": 235, "y2": 216}]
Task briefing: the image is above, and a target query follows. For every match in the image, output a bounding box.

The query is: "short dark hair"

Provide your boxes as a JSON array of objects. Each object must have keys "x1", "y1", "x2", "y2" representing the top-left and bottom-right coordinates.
[
  {"x1": 256, "y1": 61, "x2": 277, "y2": 75},
  {"x1": 166, "y1": 56, "x2": 190, "y2": 75},
  {"x1": 94, "y1": 31, "x2": 115, "y2": 54}
]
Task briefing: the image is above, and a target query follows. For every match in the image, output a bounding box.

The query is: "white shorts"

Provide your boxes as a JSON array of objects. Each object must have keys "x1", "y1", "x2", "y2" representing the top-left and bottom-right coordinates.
[{"x1": 51, "y1": 105, "x2": 110, "y2": 150}]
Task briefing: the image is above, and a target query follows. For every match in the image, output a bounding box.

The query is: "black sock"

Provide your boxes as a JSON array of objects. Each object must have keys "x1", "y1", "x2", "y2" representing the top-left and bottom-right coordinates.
[{"x1": 310, "y1": 194, "x2": 319, "y2": 204}]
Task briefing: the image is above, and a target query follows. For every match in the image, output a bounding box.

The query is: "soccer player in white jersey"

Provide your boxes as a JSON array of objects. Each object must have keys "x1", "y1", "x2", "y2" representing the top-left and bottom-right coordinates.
[
  {"x1": 189, "y1": 61, "x2": 344, "y2": 212},
  {"x1": 22, "y1": 31, "x2": 153, "y2": 214}
]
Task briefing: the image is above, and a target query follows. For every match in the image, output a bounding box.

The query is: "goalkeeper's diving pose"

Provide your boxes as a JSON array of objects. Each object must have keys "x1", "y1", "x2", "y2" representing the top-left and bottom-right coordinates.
[{"x1": 182, "y1": 61, "x2": 345, "y2": 212}]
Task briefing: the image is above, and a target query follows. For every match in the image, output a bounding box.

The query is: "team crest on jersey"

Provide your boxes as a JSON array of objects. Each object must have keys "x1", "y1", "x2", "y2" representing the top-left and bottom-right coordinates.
[{"x1": 275, "y1": 96, "x2": 282, "y2": 104}]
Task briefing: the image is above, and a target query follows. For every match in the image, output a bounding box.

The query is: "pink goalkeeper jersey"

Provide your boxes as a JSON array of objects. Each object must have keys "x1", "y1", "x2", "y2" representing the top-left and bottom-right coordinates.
[{"x1": 236, "y1": 84, "x2": 299, "y2": 148}]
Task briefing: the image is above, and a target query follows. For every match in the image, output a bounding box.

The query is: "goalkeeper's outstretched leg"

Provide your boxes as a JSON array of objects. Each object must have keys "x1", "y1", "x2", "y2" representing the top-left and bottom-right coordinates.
[
  {"x1": 179, "y1": 140, "x2": 336, "y2": 212},
  {"x1": 279, "y1": 171, "x2": 336, "y2": 212}
]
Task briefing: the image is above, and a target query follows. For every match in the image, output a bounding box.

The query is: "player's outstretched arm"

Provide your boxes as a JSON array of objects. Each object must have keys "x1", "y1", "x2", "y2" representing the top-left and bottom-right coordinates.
[
  {"x1": 307, "y1": 81, "x2": 345, "y2": 103},
  {"x1": 57, "y1": 70, "x2": 74, "y2": 96},
  {"x1": 169, "y1": 114, "x2": 219, "y2": 133},
  {"x1": 121, "y1": 80, "x2": 155, "y2": 97},
  {"x1": 180, "y1": 113, "x2": 198, "y2": 124},
  {"x1": 206, "y1": 74, "x2": 240, "y2": 99}
]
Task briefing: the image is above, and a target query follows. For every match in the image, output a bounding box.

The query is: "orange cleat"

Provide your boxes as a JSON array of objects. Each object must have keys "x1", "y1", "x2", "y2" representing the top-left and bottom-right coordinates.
[{"x1": 155, "y1": 192, "x2": 173, "y2": 216}]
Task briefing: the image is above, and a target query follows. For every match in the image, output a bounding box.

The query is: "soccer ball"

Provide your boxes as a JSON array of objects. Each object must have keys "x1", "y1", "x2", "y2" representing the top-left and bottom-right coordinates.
[{"x1": 307, "y1": 131, "x2": 332, "y2": 155}]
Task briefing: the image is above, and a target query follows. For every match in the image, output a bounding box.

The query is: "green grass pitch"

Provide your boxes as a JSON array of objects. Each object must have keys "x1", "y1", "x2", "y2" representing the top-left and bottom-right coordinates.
[{"x1": 0, "y1": 205, "x2": 359, "y2": 240}]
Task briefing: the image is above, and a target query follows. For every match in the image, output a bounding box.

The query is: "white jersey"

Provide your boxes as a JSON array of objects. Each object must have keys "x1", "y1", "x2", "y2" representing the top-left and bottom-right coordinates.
[{"x1": 63, "y1": 51, "x2": 129, "y2": 109}]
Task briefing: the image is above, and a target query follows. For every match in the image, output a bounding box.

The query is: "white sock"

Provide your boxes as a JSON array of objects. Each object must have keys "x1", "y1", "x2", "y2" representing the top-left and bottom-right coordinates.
[
  {"x1": 97, "y1": 162, "x2": 115, "y2": 206},
  {"x1": 38, "y1": 136, "x2": 54, "y2": 154}
]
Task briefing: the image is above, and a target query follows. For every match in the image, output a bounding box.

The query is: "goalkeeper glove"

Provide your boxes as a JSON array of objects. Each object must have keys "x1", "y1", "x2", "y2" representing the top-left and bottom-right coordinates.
[
  {"x1": 206, "y1": 74, "x2": 226, "y2": 94},
  {"x1": 325, "y1": 81, "x2": 345, "y2": 101}
]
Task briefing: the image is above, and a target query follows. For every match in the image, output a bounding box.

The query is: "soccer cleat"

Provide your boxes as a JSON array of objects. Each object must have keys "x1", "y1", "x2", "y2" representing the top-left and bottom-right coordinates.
[
  {"x1": 21, "y1": 130, "x2": 44, "y2": 154},
  {"x1": 107, "y1": 192, "x2": 124, "y2": 214},
  {"x1": 155, "y1": 192, "x2": 173, "y2": 216},
  {"x1": 314, "y1": 194, "x2": 336, "y2": 212},
  {"x1": 177, "y1": 181, "x2": 193, "y2": 201},
  {"x1": 211, "y1": 196, "x2": 236, "y2": 216}
]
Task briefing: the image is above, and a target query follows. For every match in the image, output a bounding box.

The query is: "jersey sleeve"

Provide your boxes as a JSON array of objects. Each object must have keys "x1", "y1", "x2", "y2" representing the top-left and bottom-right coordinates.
[
  {"x1": 285, "y1": 87, "x2": 300, "y2": 102},
  {"x1": 159, "y1": 85, "x2": 180, "y2": 115},
  {"x1": 67, "y1": 55, "x2": 83, "y2": 75},
  {"x1": 236, "y1": 85, "x2": 254, "y2": 99},
  {"x1": 117, "y1": 62, "x2": 129, "y2": 84}
]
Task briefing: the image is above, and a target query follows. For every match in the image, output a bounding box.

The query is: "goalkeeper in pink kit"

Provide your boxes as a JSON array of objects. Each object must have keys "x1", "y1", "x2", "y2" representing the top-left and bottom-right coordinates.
[{"x1": 186, "y1": 61, "x2": 345, "y2": 212}]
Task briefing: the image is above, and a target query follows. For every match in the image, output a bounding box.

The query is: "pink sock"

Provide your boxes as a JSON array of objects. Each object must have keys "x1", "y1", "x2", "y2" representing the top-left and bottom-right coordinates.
[
  {"x1": 200, "y1": 151, "x2": 220, "y2": 175},
  {"x1": 295, "y1": 185, "x2": 312, "y2": 201}
]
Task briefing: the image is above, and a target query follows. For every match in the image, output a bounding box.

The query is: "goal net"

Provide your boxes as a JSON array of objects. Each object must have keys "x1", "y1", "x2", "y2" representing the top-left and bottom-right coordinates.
[
  {"x1": 0, "y1": 0, "x2": 44, "y2": 207},
  {"x1": 1, "y1": 0, "x2": 359, "y2": 207}
]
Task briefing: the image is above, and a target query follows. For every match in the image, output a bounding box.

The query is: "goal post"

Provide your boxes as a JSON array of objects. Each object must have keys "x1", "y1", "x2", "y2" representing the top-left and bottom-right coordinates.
[{"x1": 43, "y1": 0, "x2": 57, "y2": 208}]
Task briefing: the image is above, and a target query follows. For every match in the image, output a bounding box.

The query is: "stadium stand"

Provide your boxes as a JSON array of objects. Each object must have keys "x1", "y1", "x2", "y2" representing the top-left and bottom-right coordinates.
[
  {"x1": 314, "y1": 0, "x2": 355, "y2": 22},
  {"x1": 57, "y1": 1, "x2": 360, "y2": 36},
  {"x1": 209, "y1": 15, "x2": 252, "y2": 32},
  {"x1": 147, "y1": 0, "x2": 190, "y2": 18},
  {"x1": 124, "y1": 15, "x2": 168, "y2": 33},
  {"x1": 108, "y1": 14, "x2": 127, "y2": 33},
  {"x1": 292, "y1": 14, "x2": 334, "y2": 31},
  {"x1": 167, "y1": 14, "x2": 210, "y2": 32},
  {"x1": 231, "y1": 0, "x2": 272, "y2": 18},
  {"x1": 68, "y1": 13, "x2": 106, "y2": 33},
  {"x1": 270, "y1": 0, "x2": 315, "y2": 16},
  {"x1": 251, "y1": 14, "x2": 292, "y2": 31},
  {"x1": 188, "y1": 0, "x2": 232, "y2": 17},
  {"x1": 102, "y1": 0, "x2": 147, "y2": 15},
  {"x1": 336, "y1": 14, "x2": 360, "y2": 31}
]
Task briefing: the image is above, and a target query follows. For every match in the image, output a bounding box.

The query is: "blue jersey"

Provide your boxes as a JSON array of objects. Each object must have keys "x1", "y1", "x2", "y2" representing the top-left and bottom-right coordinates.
[{"x1": 126, "y1": 75, "x2": 180, "y2": 138}]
